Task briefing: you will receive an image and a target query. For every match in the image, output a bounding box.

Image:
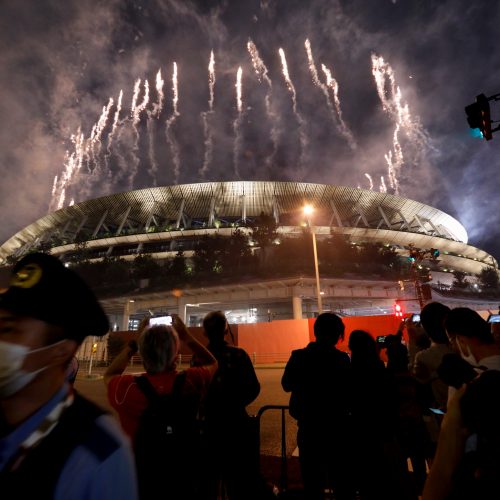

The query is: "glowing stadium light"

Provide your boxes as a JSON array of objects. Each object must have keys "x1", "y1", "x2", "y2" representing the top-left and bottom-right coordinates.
[{"x1": 303, "y1": 204, "x2": 314, "y2": 216}]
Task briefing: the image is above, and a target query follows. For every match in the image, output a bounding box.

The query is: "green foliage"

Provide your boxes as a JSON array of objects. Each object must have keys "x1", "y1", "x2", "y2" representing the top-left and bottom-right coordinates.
[
  {"x1": 479, "y1": 267, "x2": 500, "y2": 290},
  {"x1": 250, "y1": 212, "x2": 278, "y2": 248},
  {"x1": 132, "y1": 254, "x2": 161, "y2": 280},
  {"x1": 167, "y1": 250, "x2": 189, "y2": 284},
  {"x1": 452, "y1": 270, "x2": 468, "y2": 289}
]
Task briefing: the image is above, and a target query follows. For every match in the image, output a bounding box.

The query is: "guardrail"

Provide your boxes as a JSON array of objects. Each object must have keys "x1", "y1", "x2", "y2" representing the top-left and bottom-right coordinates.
[{"x1": 255, "y1": 405, "x2": 290, "y2": 494}]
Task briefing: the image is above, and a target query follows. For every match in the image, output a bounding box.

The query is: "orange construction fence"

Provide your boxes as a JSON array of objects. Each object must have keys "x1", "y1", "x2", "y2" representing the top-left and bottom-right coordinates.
[{"x1": 110, "y1": 314, "x2": 406, "y2": 365}]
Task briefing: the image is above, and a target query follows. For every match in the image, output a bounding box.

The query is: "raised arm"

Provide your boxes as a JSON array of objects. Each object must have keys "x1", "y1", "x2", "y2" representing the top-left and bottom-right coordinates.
[
  {"x1": 423, "y1": 385, "x2": 469, "y2": 500},
  {"x1": 173, "y1": 315, "x2": 218, "y2": 377},
  {"x1": 103, "y1": 317, "x2": 148, "y2": 386}
]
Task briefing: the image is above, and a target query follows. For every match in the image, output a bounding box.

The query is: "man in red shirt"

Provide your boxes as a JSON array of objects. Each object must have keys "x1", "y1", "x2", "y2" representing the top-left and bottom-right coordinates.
[{"x1": 104, "y1": 315, "x2": 217, "y2": 499}]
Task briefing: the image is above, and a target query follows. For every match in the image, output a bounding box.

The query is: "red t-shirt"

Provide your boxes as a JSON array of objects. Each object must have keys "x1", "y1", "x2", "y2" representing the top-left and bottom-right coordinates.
[{"x1": 107, "y1": 368, "x2": 211, "y2": 442}]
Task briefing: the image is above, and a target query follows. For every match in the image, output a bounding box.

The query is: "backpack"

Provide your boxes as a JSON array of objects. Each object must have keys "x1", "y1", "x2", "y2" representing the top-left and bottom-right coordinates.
[{"x1": 134, "y1": 372, "x2": 201, "y2": 500}]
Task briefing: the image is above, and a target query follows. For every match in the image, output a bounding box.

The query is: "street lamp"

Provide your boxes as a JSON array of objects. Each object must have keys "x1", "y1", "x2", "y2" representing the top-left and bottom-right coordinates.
[{"x1": 303, "y1": 204, "x2": 323, "y2": 314}]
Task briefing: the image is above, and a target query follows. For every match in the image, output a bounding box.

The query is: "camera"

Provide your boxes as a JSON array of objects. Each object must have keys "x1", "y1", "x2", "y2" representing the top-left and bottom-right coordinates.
[{"x1": 149, "y1": 315, "x2": 173, "y2": 326}]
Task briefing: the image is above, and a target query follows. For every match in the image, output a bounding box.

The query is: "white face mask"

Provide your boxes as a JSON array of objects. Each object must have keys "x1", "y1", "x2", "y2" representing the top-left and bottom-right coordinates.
[
  {"x1": 0, "y1": 340, "x2": 65, "y2": 398},
  {"x1": 457, "y1": 339, "x2": 478, "y2": 367}
]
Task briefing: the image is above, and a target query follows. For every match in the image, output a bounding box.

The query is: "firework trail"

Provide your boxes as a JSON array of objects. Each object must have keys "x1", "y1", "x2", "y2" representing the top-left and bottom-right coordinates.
[
  {"x1": 321, "y1": 63, "x2": 356, "y2": 150},
  {"x1": 152, "y1": 69, "x2": 165, "y2": 117},
  {"x1": 200, "y1": 51, "x2": 216, "y2": 178},
  {"x1": 208, "y1": 51, "x2": 215, "y2": 112},
  {"x1": 278, "y1": 47, "x2": 307, "y2": 167},
  {"x1": 127, "y1": 79, "x2": 149, "y2": 190},
  {"x1": 247, "y1": 39, "x2": 278, "y2": 167},
  {"x1": 90, "y1": 98, "x2": 114, "y2": 172},
  {"x1": 364, "y1": 173, "x2": 374, "y2": 190},
  {"x1": 383, "y1": 124, "x2": 403, "y2": 194},
  {"x1": 233, "y1": 66, "x2": 243, "y2": 178},
  {"x1": 371, "y1": 54, "x2": 433, "y2": 192},
  {"x1": 380, "y1": 176, "x2": 387, "y2": 193},
  {"x1": 107, "y1": 90, "x2": 123, "y2": 152},
  {"x1": 131, "y1": 79, "x2": 141, "y2": 119},
  {"x1": 166, "y1": 62, "x2": 181, "y2": 183},
  {"x1": 304, "y1": 40, "x2": 338, "y2": 127},
  {"x1": 147, "y1": 71, "x2": 165, "y2": 184},
  {"x1": 51, "y1": 175, "x2": 58, "y2": 197},
  {"x1": 51, "y1": 131, "x2": 83, "y2": 211},
  {"x1": 103, "y1": 89, "x2": 123, "y2": 191}
]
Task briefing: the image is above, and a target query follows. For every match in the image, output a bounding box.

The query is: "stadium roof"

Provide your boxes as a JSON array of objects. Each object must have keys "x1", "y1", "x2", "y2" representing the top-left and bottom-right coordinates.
[{"x1": 0, "y1": 181, "x2": 486, "y2": 267}]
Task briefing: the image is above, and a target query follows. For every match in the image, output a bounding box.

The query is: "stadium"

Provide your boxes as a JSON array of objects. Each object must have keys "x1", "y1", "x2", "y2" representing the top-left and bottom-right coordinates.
[{"x1": 0, "y1": 181, "x2": 498, "y2": 332}]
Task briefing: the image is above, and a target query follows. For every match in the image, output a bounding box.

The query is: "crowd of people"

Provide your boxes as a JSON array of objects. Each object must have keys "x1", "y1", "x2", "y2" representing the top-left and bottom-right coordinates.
[
  {"x1": 0, "y1": 252, "x2": 499, "y2": 499},
  {"x1": 283, "y1": 308, "x2": 500, "y2": 500}
]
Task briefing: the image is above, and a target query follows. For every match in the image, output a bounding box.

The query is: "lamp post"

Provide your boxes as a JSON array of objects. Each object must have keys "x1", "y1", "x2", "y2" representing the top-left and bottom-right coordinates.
[{"x1": 303, "y1": 204, "x2": 323, "y2": 314}]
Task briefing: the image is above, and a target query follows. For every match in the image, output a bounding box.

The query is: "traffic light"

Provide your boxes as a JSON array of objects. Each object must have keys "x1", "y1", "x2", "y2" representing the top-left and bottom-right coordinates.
[
  {"x1": 92, "y1": 343, "x2": 98, "y2": 354},
  {"x1": 465, "y1": 94, "x2": 492, "y2": 140},
  {"x1": 394, "y1": 302, "x2": 404, "y2": 318}
]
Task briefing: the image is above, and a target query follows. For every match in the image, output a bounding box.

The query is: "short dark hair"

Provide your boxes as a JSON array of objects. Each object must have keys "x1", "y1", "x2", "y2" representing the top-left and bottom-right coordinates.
[
  {"x1": 314, "y1": 313, "x2": 345, "y2": 344},
  {"x1": 203, "y1": 311, "x2": 227, "y2": 342},
  {"x1": 445, "y1": 308, "x2": 493, "y2": 344},
  {"x1": 420, "y1": 302, "x2": 450, "y2": 344}
]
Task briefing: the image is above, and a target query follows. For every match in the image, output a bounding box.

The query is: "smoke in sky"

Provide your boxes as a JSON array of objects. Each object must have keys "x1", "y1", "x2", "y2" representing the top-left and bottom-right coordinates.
[{"x1": 1, "y1": 0, "x2": 500, "y2": 259}]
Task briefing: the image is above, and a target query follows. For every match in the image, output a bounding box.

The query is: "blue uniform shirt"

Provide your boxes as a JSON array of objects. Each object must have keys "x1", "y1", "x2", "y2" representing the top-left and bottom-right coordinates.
[{"x1": 0, "y1": 384, "x2": 138, "y2": 500}]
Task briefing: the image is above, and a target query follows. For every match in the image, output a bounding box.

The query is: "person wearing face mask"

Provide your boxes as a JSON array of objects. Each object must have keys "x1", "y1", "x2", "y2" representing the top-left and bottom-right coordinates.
[
  {"x1": 445, "y1": 308, "x2": 500, "y2": 371},
  {"x1": 0, "y1": 253, "x2": 138, "y2": 499}
]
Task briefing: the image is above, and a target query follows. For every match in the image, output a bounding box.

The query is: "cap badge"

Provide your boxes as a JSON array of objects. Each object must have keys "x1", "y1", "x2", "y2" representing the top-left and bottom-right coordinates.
[{"x1": 11, "y1": 263, "x2": 43, "y2": 289}]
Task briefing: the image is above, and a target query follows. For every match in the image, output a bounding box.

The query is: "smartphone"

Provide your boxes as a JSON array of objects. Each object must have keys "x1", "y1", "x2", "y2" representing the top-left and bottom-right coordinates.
[
  {"x1": 487, "y1": 314, "x2": 500, "y2": 323},
  {"x1": 376, "y1": 335, "x2": 387, "y2": 345},
  {"x1": 411, "y1": 313, "x2": 421, "y2": 323},
  {"x1": 149, "y1": 315, "x2": 173, "y2": 326}
]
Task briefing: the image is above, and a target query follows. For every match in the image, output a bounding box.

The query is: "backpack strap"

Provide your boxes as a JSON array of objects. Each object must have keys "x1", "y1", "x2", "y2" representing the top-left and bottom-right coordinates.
[{"x1": 135, "y1": 372, "x2": 187, "y2": 403}]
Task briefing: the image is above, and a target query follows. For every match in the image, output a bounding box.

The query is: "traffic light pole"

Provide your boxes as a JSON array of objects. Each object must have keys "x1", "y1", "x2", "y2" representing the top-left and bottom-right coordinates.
[
  {"x1": 410, "y1": 264, "x2": 425, "y2": 309},
  {"x1": 407, "y1": 245, "x2": 439, "y2": 309}
]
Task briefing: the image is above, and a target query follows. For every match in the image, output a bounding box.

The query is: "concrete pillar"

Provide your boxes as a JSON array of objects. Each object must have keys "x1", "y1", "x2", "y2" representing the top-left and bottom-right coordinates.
[
  {"x1": 292, "y1": 295, "x2": 303, "y2": 320},
  {"x1": 122, "y1": 301, "x2": 131, "y2": 331},
  {"x1": 177, "y1": 298, "x2": 187, "y2": 324}
]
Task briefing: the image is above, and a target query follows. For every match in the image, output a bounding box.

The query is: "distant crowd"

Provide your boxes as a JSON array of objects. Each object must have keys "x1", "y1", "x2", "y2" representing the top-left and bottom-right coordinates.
[{"x1": 0, "y1": 252, "x2": 499, "y2": 500}]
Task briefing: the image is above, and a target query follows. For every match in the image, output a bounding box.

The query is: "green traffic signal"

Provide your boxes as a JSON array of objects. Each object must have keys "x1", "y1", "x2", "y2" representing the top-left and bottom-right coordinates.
[{"x1": 465, "y1": 94, "x2": 493, "y2": 141}]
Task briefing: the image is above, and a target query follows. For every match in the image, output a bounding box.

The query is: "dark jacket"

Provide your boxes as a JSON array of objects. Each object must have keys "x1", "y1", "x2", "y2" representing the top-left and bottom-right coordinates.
[{"x1": 282, "y1": 342, "x2": 351, "y2": 428}]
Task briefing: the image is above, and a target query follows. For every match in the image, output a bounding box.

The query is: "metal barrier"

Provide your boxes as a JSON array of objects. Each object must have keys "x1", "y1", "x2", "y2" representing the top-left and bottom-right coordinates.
[{"x1": 255, "y1": 405, "x2": 290, "y2": 494}]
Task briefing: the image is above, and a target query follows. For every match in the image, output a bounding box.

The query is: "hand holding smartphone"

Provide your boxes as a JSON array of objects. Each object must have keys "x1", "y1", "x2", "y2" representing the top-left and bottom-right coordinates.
[{"x1": 149, "y1": 315, "x2": 173, "y2": 326}]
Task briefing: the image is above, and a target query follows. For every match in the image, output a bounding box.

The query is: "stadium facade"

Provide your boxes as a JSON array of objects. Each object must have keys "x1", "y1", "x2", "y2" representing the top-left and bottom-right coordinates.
[{"x1": 1, "y1": 181, "x2": 498, "y2": 328}]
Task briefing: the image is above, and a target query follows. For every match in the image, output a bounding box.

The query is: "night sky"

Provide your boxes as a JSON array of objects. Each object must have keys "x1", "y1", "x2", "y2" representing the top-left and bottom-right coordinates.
[{"x1": 1, "y1": 0, "x2": 499, "y2": 260}]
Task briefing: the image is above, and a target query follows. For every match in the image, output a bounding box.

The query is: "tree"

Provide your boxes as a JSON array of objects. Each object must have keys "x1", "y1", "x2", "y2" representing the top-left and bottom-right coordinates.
[
  {"x1": 478, "y1": 267, "x2": 500, "y2": 291},
  {"x1": 249, "y1": 212, "x2": 278, "y2": 248},
  {"x1": 168, "y1": 250, "x2": 188, "y2": 284},
  {"x1": 249, "y1": 212, "x2": 279, "y2": 268},
  {"x1": 192, "y1": 234, "x2": 228, "y2": 275},
  {"x1": 227, "y1": 228, "x2": 254, "y2": 272},
  {"x1": 452, "y1": 270, "x2": 468, "y2": 290},
  {"x1": 132, "y1": 254, "x2": 161, "y2": 281}
]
